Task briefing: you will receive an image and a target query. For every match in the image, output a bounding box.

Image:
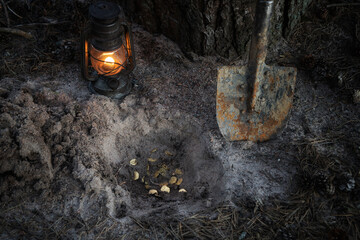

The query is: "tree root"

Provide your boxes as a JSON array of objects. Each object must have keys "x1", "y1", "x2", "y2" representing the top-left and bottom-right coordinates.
[{"x1": 0, "y1": 27, "x2": 35, "y2": 40}]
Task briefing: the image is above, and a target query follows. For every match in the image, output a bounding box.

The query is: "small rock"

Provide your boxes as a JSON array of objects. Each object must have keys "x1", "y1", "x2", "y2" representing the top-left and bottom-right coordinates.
[
  {"x1": 0, "y1": 113, "x2": 15, "y2": 128},
  {"x1": 239, "y1": 232, "x2": 247, "y2": 240},
  {"x1": 13, "y1": 92, "x2": 34, "y2": 107},
  {"x1": 62, "y1": 136, "x2": 70, "y2": 143},
  {"x1": 61, "y1": 114, "x2": 74, "y2": 125},
  {"x1": 242, "y1": 141, "x2": 255, "y2": 150},
  {"x1": 338, "y1": 173, "x2": 355, "y2": 192},
  {"x1": 61, "y1": 138, "x2": 71, "y2": 147},
  {"x1": 68, "y1": 148, "x2": 76, "y2": 157},
  {"x1": 194, "y1": 186, "x2": 207, "y2": 199},
  {"x1": 50, "y1": 122, "x2": 62, "y2": 135},
  {"x1": 337, "y1": 72, "x2": 344, "y2": 86},
  {"x1": 34, "y1": 180, "x2": 47, "y2": 191},
  {"x1": 33, "y1": 111, "x2": 50, "y2": 128},
  {"x1": 152, "y1": 97, "x2": 160, "y2": 103},
  {"x1": 185, "y1": 51, "x2": 199, "y2": 62},
  {"x1": 353, "y1": 90, "x2": 360, "y2": 104},
  {"x1": 326, "y1": 183, "x2": 335, "y2": 195},
  {"x1": 0, "y1": 128, "x2": 11, "y2": 144},
  {"x1": 0, "y1": 87, "x2": 10, "y2": 98},
  {"x1": 65, "y1": 105, "x2": 76, "y2": 117},
  {"x1": 206, "y1": 198, "x2": 213, "y2": 208},
  {"x1": 54, "y1": 144, "x2": 63, "y2": 152},
  {"x1": 209, "y1": 211, "x2": 219, "y2": 220},
  {"x1": 90, "y1": 127, "x2": 98, "y2": 136},
  {"x1": 346, "y1": 178, "x2": 355, "y2": 191}
]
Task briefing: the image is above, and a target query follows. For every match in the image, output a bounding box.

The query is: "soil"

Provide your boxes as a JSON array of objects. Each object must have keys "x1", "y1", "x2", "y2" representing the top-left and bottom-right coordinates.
[
  {"x1": 0, "y1": 0, "x2": 360, "y2": 239},
  {"x1": 0, "y1": 24, "x2": 359, "y2": 239}
]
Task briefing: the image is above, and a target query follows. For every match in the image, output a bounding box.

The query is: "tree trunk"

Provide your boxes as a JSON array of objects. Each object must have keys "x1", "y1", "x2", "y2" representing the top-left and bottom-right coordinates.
[{"x1": 119, "y1": 0, "x2": 313, "y2": 58}]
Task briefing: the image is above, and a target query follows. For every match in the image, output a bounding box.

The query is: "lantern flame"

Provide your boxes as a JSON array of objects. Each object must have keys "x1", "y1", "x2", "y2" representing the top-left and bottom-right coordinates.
[
  {"x1": 89, "y1": 45, "x2": 126, "y2": 75},
  {"x1": 105, "y1": 57, "x2": 115, "y2": 63},
  {"x1": 103, "y1": 56, "x2": 115, "y2": 71}
]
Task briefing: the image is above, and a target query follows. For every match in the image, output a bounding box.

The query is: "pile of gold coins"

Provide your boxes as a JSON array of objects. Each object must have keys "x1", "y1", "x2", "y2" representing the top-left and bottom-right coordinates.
[{"x1": 129, "y1": 148, "x2": 187, "y2": 196}]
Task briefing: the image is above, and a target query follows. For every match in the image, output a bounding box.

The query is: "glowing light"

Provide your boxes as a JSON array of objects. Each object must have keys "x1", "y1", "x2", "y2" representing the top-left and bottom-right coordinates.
[
  {"x1": 89, "y1": 46, "x2": 126, "y2": 75},
  {"x1": 103, "y1": 56, "x2": 115, "y2": 71},
  {"x1": 105, "y1": 57, "x2": 115, "y2": 63}
]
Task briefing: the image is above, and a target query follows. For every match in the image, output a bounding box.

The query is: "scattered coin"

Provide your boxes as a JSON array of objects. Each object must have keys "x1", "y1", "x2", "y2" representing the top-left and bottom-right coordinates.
[
  {"x1": 130, "y1": 159, "x2": 137, "y2": 166},
  {"x1": 133, "y1": 171, "x2": 139, "y2": 180},
  {"x1": 174, "y1": 168, "x2": 183, "y2": 175},
  {"x1": 154, "y1": 170, "x2": 160, "y2": 178},
  {"x1": 169, "y1": 176, "x2": 177, "y2": 184},
  {"x1": 146, "y1": 165, "x2": 150, "y2": 176},
  {"x1": 149, "y1": 189, "x2": 158, "y2": 195},
  {"x1": 179, "y1": 188, "x2": 187, "y2": 193},
  {"x1": 160, "y1": 185, "x2": 170, "y2": 193},
  {"x1": 176, "y1": 178, "x2": 183, "y2": 185},
  {"x1": 148, "y1": 158, "x2": 157, "y2": 162},
  {"x1": 165, "y1": 150, "x2": 173, "y2": 156},
  {"x1": 157, "y1": 164, "x2": 168, "y2": 177}
]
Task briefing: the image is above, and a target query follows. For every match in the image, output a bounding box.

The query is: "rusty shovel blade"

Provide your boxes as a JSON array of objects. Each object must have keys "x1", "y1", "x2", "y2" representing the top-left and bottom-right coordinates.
[
  {"x1": 216, "y1": 65, "x2": 296, "y2": 142},
  {"x1": 216, "y1": 0, "x2": 297, "y2": 142}
]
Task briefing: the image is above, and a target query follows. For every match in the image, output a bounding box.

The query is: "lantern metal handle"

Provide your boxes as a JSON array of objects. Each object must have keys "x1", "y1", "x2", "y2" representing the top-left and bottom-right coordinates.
[
  {"x1": 81, "y1": 26, "x2": 97, "y2": 82},
  {"x1": 120, "y1": 23, "x2": 136, "y2": 75}
]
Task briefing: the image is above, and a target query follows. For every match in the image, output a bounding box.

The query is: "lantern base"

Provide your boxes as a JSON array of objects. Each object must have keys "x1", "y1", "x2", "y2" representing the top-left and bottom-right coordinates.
[{"x1": 88, "y1": 75, "x2": 132, "y2": 99}]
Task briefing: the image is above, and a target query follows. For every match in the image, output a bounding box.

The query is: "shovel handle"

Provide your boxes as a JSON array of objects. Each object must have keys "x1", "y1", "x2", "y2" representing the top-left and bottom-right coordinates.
[
  {"x1": 248, "y1": 0, "x2": 273, "y2": 70},
  {"x1": 247, "y1": 0, "x2": 273, "y2": 111}
]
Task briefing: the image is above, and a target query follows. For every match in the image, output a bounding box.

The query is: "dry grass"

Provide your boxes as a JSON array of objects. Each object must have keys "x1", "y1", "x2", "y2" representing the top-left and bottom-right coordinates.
[
  {"x1": 2, "y1": 183, "x2": 358, "y2": 239},
  {"x1": 0, "y1": 0, "x2": 86, "y2": 78},
  {"x1": 289, "y1": 0, "x2": 360, "y2": 95},
  {"x1": 127, "y1": 191, "x2": 358, "y2": 239}
]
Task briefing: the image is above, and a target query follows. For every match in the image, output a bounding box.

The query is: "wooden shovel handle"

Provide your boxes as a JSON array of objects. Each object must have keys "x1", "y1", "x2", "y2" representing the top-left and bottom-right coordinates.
[
  {"x1": 248, "y1": 0, "x2": 273, "y2": 69},
  {"x1": 247, "y1": 0, "x2": 273, "y2": 111}
]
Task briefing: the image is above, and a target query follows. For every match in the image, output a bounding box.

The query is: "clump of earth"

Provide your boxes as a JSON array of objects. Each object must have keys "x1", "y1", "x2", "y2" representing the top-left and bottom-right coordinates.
[{"x1": 0, "y1": 26, "x2": 359, "y2": 238}]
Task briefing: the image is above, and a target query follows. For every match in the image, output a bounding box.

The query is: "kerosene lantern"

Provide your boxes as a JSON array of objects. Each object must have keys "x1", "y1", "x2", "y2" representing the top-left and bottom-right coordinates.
[{"x1": 81, "y1": 1, "x2": 135, "y2": 99}]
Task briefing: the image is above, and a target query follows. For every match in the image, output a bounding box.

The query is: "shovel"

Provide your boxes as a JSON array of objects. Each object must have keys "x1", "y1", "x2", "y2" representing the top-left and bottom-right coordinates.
[{"x1": 216, "y1": 0, "x2": 297, "y2": 142}]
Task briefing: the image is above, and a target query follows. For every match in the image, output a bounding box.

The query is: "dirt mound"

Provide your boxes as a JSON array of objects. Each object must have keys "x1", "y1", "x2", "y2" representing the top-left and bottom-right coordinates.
[{"x1": 0, "y1": 73, "x2": 228, "y2": 238}]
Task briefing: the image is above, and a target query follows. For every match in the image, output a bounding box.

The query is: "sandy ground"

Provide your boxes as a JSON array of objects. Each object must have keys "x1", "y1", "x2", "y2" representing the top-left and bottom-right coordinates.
[{"x1": 0, "y1": 26, "x2": 359, "y2": 239}]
